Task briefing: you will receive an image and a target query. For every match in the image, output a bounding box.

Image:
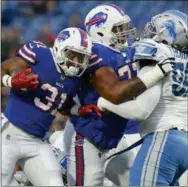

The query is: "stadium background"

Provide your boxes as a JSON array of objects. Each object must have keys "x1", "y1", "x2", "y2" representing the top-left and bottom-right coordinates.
[{"x1": 1, "y1": 0, "x2": 187, "y2": 131}]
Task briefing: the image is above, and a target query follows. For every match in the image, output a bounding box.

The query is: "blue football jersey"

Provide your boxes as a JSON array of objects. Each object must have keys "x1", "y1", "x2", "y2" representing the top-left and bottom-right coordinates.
[
  {"x1": 124, "y1": 120, "x2": 139, "y2": 134},
  {"x1": 4, "y1": 41, "x2": 80, "y2": 138},
  {"x1": 71, "y1": 43, "x2": 137, "y2": 149}
]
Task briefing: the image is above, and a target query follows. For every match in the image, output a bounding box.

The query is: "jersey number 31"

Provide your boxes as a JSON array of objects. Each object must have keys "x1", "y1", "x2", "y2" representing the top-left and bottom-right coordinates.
[{"x1": 34, "y1": 83, "x2": 67, "y2": 115}]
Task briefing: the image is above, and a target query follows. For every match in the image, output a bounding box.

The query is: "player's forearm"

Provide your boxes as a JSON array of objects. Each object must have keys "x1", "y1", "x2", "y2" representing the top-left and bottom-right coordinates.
[
  {"x1": 98, "y1": 97, "x2": 148, "y2": 120},
  {"x1": 1, "y1": 66, "x2": 7, "y2": 78},
  {"x1": 100, "y1": 77, "x2": 146, "y2": 104},
  {"x1": 1, "y1": 57, "x2": 32, "y2": 88},
  {"x1": 92, "y1": 62, "x2": 168, "y2": 104},
  {"x1": 98, "y1": 68, "x2": 162, "y2": 120},
  {"x1": 1, "y1": 66, "x2": 10, "y2": 87},
  {"x1": 91, "y1": 69, "x2": 147, "y2": 104},
  {"x1": 1, "y1": 57, "x2": 20, "y2": 87}
]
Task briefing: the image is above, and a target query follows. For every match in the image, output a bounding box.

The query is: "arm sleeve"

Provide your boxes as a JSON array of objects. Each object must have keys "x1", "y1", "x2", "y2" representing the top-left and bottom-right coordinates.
[
  {"x1": 98, "y1": 66, "x2": 162, "y2": 121},
  {"x1": 16, "y1": 40, "x2": 46, "y2": 65}
]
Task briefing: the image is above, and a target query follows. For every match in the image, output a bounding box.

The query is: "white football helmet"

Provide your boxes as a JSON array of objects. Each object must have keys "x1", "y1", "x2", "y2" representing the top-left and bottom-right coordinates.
[
  {"x1": 84, "y1": 4, "x2": 136, "y2": 51},
  {"x1": 53, "y1": 27, "x2": 92, "y2": 77},
  {"x1": 144, "y1": 10, "x2": 188, "y2": 52}
]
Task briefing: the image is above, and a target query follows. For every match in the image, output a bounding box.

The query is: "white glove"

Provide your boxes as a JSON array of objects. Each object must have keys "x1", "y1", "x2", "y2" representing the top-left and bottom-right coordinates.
[
  {"x1": 156, "y1": 57, "x2": 175, "y2": 76},
  {"x1": 138, "y1": 57, "x2": 175, "y2": 89}
]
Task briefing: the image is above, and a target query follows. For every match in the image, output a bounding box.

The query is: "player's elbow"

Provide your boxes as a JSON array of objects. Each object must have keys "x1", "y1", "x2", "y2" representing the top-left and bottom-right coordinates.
[
  {"x1": 106, "y1": 92, "x2": 123, "y2": 104},
  {"x1": 106, "y1": 90, "x2": 129, "y2": 104},
  {"x1": 135, "y1": 111, "x2": 150, "y2": 121}
]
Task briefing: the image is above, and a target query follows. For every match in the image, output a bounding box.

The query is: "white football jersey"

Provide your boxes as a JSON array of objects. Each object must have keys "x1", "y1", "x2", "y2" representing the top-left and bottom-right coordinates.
[{"x1": 134, "y1": 38, "x2": 188, "y2": 137}]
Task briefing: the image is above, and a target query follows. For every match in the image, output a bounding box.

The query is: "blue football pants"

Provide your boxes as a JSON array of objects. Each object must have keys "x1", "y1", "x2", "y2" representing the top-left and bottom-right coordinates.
[{"x1": 129, "y1": 129, "x2": 188, "y2": 186}]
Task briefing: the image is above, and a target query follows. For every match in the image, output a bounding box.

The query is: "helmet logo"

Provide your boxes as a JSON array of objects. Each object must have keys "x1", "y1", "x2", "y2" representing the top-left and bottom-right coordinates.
[
  {"x1": 86, "y1": 12, "x2": 108, "y2": 31},
  {"x1": 57, "y1": 31, "x2": 70, "y2": 41},
  {"x1": 163, "y1": 20, "x2": 176, "y2": 40}
]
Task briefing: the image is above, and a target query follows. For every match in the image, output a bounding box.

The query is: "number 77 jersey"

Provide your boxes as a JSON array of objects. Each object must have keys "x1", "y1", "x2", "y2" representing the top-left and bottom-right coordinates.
[{"x1": 4, "y1": 40, "x2": 80, "y2": 138}]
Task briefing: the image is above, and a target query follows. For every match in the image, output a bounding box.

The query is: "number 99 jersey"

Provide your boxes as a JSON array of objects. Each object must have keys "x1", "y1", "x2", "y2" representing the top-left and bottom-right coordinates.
[
  {"x1": 133, "y1": 38, "x2": 188, "y2": 135},
  {"x1": 133, "y1": 38, "x2": 188, "y2": 97},
  {"x1": 4, "y1": 40, "x2": 80, "y2": 138}
]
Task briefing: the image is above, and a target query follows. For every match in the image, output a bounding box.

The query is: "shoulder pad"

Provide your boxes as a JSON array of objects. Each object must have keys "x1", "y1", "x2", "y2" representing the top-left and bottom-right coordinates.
[
  {"x1": 17, "y1": 40, "x2": 47, "y2": 64},
  {"x1": 133, "y1": 38, "x2": 158, "y2": 61}
]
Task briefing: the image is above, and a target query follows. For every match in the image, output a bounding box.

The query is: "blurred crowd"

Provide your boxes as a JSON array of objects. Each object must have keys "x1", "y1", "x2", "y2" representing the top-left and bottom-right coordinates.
[
  {"x1": 1, "y1": 1, "x2": 85, "y2": 61},
  {"x1": 1, "y1": 0, "x2": 187, "y2": 128}
]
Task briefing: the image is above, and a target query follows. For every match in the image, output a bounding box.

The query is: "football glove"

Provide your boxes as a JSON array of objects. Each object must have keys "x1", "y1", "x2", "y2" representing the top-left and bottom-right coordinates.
[
  {"x1": 156, "y1": 57, "x2": 175, "y2": 76},
  {"x1": 3, "y1": 68, "x2": 39, "y2": 89},
  {"x1": 78, "y1": 104, "x2": 102, "y2": 117}
]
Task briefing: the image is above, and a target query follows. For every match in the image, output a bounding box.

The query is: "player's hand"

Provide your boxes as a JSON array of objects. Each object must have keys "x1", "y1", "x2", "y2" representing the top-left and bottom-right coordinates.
[
  {"x1": 78, "y1": 104, "x2": 102, "y2": 117},
  {"x1": 156, "y1": 57, "x2": 175, "y2": 76},
  {"x1": 11, "y1": 68, "x2": 39, "y2": 89}
]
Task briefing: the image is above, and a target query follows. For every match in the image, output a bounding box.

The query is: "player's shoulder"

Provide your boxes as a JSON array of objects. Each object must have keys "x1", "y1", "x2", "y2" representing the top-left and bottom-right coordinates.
[
  {"x1": 17, "y1": 40, "x2": 50, "y2": 64},
  {"x1": 87, "y1": 42, "x2": 117, "y2": 73},
  {"x1": 21, "y1": 40, "x2": 48, "y2": 52},
  {"x1": 133, "y1": 38, "x2": 158, "y2": 58},
  {"x1": 92, "y1": 42, "x2": 119, "y2": 56}
]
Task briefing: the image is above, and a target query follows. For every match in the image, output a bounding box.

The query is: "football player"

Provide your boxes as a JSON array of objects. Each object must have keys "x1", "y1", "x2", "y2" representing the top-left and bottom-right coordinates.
[
  {"x1": 1, "y1": 27, "x2": 92, "y2": 186},
  {"x1": 97, "y1": 10, "x2": 188, "y2": 186},
  {"x1": 63, "y1": 4, "x2": 174, "y2": 186}
]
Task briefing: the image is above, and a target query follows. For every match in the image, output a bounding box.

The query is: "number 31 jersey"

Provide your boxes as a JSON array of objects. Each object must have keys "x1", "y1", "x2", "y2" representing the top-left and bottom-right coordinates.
[{"x1": 4, "y1": 41, "x2": 80, "y2": 138}]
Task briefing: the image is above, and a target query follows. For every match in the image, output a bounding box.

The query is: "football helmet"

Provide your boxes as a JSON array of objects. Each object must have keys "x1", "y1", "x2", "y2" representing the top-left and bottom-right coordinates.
[
  {"x1": 85, "y1": 4, "x2": 136, "y2": 51},
  {"x1": 53, "y1": 27, "x2": 92, "y2": 77},
  {"x1": 144, "y1": 10, "x2": 188, "y2": 52}
]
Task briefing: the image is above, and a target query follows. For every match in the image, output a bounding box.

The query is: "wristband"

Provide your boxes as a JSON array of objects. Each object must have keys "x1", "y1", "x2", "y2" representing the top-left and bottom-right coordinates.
[
  {"x1": 138, "y1": 65, "x2": 164, "y2": 88},
  {"x1": 2, "y1": 75, "x2": 12, "y2": 87}
]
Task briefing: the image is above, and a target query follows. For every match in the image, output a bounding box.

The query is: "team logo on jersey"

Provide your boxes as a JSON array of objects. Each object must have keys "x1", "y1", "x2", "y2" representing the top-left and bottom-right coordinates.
[
  {"x1": 163, "y1": 20, "x2": 176, "y2": 40},
  {"x1": 86, "y1": 12, "x2": 108, "y2": 32},
  {"x1": 57, "y1": 31, "x2": 70, "y2": 41},
  {"x1": 56, "y1": 82, "x2": 64, "y2": 88}
]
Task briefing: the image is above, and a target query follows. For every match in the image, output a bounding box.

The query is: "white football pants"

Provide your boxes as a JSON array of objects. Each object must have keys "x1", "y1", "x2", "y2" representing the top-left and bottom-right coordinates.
[
  {"x1": 1, "y1": 116, "x2": 64, "y2": 186},
  {"x1": 64, "y1": 120, "x2": 137, "y2": 186}
]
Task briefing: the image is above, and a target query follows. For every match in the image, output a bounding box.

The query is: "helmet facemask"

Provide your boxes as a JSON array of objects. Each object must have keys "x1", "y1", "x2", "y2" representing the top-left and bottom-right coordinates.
[
  {"x1": 143, "y1": 19, "x2": 172, "y2": 44},
  {"x1": 55, "y1": 47, "x2": 91, "y2": 77},
  {"x1": 143, "y1": 21, "x2": 158, "y2": 39},
  {"x1": 111, "y1": 21, "x2": 136, "y2": 51}
]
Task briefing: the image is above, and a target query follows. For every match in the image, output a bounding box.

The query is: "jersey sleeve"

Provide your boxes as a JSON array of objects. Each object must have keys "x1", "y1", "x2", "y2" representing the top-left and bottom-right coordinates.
[
  {"x1": 87, "y1": 44, "x2": 113, "y2": 73},
  {"x1": 16, "y1": 40, "x2": 46, "y2": 65}
]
